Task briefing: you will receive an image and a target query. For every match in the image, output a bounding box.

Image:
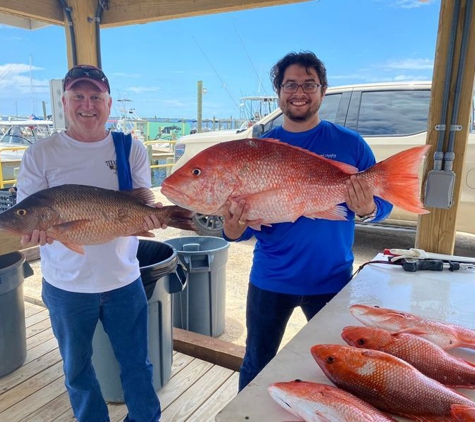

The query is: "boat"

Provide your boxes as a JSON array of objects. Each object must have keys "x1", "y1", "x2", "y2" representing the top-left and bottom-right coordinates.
[
  {"x1": 0, "y1": 119, "x2": 55, "y2": 185},
  {"x1": 107, "y1": 99, "x2": 148, "y2": 142}
]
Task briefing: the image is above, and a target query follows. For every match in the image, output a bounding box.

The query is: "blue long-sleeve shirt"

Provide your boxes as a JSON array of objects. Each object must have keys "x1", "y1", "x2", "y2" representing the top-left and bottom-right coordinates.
[{"x1": 224, "y1": 120, "x2": 392, "y2": 295}]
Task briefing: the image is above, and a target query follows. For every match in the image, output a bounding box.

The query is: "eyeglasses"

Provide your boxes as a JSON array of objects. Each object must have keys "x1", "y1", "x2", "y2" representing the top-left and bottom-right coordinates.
[
  {"x1": 280, "y1": 82, "x2": 322, "y2": 94},
  {"x1": 63, "y1": 65, "x2": 110, "y2": 92}
]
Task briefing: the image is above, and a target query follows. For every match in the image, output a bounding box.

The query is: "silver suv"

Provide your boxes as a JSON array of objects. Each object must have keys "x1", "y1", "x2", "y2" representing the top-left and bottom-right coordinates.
[{"x1": 172, "y1": 82, "x2": 475, "y2": 237}]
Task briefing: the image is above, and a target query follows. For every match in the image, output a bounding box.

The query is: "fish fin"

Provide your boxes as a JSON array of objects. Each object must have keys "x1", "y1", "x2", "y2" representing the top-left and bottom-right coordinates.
[
  {"x1": 158, "y1": 206, "x2": 197, "y2": 232},
  {"x1": 121, "y1": 187, "x2": 156, "y2": 206},
  {"x1": 451, "y1": 404, "x2": 475, "y2": 420},
  {"x1": 133, "y1": 231, "x2": 156, "y2": 238},
  {"x1": 259, "y1": 138, "x2": 359, "y2": 174},
  {"x1": 51, "y1": 220, "x2": 92, "y2": 234},
  {"x1": 395, "y1": 328, "x2": 430, "y2": 336},
  {"x1": 398, "y1": 414, "x2": 452, "y2": 421},
  {"x1": 446, "y1": 384, "x2": 475, "y2": 389},
  {"x1": 305, "y1": 205, "x2": 348, "y2": 221},
  {"x1": 248, "y1": 219, "x2": 271, "y2": 231},
  {"x1": 61, "y1": 242, "x2": 85, "y2": 255},
  {"x1": 366, "y1": 145, "x2": 431, "y2": 214}
]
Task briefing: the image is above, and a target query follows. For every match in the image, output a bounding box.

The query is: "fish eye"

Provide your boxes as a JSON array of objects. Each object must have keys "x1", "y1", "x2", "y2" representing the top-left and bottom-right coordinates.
[
  {"x1": 16, "y1": 209, "x2": 27, "y2": 216},
  {"x1": 326, "y1": 356, "x2": 335, "y2": 364},
  {"x1": 357, "y1": 338, "x2": 366, "y2": 346},
  {"x1": 191, "y1": 168, "x2": 201, "y2": 176}
]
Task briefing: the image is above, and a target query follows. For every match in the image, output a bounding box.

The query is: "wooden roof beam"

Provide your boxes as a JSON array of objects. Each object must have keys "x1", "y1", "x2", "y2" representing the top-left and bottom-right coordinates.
[
  {"x1": 101, "y1": 0, "x2": 311, "y2": 28},
  {"x1": 0, "y1": 0, "x2": 310, "y2": 29},
  {"x1": 0, "y1": 0, "x2": 63, "y2": 26}
]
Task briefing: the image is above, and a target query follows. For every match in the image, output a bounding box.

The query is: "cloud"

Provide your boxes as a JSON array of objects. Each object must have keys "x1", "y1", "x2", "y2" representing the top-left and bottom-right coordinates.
[
  {"x1": 126, "y1": 86, "x2": 161, "y2": 94},
  {"x1": 110, "y1": 72, "x2": 142, "y2": 78},
  {"x1": 0, "y1": 63, "x2": 49, "y2": 96},
  {"x1": 381, "y1": 58, "x2": 434, "y2": 70},
  {"x1": 383, "y1": 0, "x2": 435, "y2": 8}
]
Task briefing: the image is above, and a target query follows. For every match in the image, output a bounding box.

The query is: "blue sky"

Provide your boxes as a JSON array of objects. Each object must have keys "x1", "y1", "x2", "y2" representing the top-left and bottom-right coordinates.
[{"x1": 0, "y1": 0, "x2": 439, "y2": 120}]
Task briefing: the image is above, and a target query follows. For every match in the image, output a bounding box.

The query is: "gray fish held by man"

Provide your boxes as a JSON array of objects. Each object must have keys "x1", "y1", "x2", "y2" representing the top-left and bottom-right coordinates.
[{"x1": 0, "y1": 184, "x2": 196, "y2": 254}]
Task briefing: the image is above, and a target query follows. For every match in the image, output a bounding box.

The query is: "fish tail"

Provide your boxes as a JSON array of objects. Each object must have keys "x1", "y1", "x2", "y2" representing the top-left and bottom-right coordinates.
[
  {"x1": 451, "y1": 404, "x2": 475, "y2": 421},
  {"x1": 160, "y1": 205, "x2": 197, "y2": 232},
  {"x1": 367, "y1": 145, "x2": 431, "y2": 214}
]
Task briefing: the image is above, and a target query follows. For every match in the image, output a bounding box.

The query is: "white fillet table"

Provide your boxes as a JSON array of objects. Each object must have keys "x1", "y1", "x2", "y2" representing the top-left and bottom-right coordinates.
[{"x1": 216, "y1": 253, "x2": 475, "y2": 421}]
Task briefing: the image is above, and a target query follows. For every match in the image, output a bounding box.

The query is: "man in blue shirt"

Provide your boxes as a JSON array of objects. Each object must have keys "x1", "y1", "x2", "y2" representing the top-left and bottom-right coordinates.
[{"x1": 222, "y1": 51, "x2": 393, "y2": 391}]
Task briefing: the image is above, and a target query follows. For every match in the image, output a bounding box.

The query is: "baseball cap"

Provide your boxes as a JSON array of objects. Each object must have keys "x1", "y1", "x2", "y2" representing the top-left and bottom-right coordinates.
[{"x1": 63, "y1": 64, "x2": 110, "y2": 93}]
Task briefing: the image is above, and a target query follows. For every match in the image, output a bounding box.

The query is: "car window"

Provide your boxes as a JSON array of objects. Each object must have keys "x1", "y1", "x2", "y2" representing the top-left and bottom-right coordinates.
[
  {"x1": 356, "y1": 90, "x2": 431, "y2": 136},
  {"x1": 319, "y1": 93, "x2": 342, "y2": 123},
  {"x1": 252, "y1": 112, "x2": 284, "y2": 137}
]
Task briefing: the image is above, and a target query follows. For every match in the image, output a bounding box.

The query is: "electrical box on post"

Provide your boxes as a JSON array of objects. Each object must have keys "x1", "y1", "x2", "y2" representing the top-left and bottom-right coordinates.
[
  {"x1": 424, "y1": 170, "x2": 456, "y2": 209},
  {"x1": 49, "y1": 79, "x2": 68, "y2": 131}
]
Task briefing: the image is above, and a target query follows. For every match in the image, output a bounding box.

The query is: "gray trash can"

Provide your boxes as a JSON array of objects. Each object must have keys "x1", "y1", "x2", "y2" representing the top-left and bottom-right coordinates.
[
  {"x1": 165, "y1": 236, "x2": 230, "y2": 337},
  {"x1": 0, "y1": 251, "x2": 34, "y2": 378},
  {"x1": 92, "y1": 240, "x2": 187, "y2": 403}
]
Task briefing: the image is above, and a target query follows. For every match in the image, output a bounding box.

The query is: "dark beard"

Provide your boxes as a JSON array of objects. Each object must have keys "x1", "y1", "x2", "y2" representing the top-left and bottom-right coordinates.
[
  {"x1": 285, "y1": 111, "x2": 312, "y2": 122},
  {"x1": 280, "y1": 99, "x2": 321, "y2": 122}
]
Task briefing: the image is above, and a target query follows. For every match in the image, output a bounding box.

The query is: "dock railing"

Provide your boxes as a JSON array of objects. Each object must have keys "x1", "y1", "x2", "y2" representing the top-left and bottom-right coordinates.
[
  {"x1": 0, "y1": 140, "x2": 179, "y2": 190},
  {"x1": 144, "y1": 136, "x2": 178, "y2": 178},
  {"x1": 0, "y1": 146, "x2": 28, "y2": 188}
]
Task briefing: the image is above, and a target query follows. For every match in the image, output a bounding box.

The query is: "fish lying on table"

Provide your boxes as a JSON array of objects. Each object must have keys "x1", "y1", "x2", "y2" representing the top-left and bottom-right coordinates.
[
  {"x1": 350, "y1": 304, "x2": 475, "y2": 350},
  {"x1": 268, "y1": 379, "x2": 398, "y2": 421},
  {"x1": 161, "y1": 138, "x2": 430, "y2": 227},
  {"x1": 0, "y1": 184, "x2": 196, "y2": 254},
  {"x1": 311, "y1": 344, "x2": 475, "y2": 421},
  {"x1": 342, "y1": 325, "x2": 475, "y2": 389}
]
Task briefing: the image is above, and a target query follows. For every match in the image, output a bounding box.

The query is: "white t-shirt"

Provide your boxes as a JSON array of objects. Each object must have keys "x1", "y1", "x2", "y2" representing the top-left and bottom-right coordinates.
[{"x1": 16, "y1": 131, "x2": 152, "y2": 293}]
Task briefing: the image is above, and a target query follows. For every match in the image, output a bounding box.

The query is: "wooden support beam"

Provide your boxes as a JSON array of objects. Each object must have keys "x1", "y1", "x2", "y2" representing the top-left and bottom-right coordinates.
[
  {"x1": 62, "y1": 0, "x2": 101, "y2": 67},
  {"x1": 416, "y1": 0, "x2": 475, "y2": 253},
  {"x1": 173, "y1": 328, "x2": 245, "y2": 372}
]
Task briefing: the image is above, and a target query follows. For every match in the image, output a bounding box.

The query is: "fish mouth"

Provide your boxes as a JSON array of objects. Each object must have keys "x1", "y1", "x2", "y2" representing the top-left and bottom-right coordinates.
[
  {"x1": 160, "y1": 184, "x2": 194, "y2": 209},
  {"x1": 161, "y1": 184, "x2": 222, "y2": 215},
  {"x1": 0, "y1": 223, "x2": 20, "y2": 235}
]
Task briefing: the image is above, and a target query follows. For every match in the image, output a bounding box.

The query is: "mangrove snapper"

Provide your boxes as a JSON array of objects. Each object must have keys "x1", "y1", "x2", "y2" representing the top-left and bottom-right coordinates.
[
  {"x1": 161, "y1": 138, "x2": 429, "y2": 227},
  {"x1": 0, "y1": 184, "x2": 196, "y2": 254}
]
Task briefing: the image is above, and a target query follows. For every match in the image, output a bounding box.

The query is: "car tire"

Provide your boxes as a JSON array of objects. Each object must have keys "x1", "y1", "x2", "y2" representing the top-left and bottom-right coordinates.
[{"x1": 192, "y1": 213, "x2": 224, "y2": 237}]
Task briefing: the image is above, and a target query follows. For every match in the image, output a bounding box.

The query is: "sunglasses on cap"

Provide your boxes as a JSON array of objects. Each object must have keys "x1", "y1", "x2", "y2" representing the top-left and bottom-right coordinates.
[{"x1": 63, "y1": 65, "x2": 110, "y2": 93}]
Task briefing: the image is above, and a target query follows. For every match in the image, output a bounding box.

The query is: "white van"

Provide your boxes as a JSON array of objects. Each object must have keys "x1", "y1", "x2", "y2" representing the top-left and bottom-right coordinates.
[{"x1": 172, "y1": 82, "x2": 475, "y2": 237}]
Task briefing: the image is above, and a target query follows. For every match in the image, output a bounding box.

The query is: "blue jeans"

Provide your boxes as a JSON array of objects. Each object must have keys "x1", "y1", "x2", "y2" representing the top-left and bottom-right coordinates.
[
  {"x1": 238, "y1": 283, "x2": 336, "y2": 391},
  {"x1": 42, "y1": 278, "x2": 161, "y2": 422}
]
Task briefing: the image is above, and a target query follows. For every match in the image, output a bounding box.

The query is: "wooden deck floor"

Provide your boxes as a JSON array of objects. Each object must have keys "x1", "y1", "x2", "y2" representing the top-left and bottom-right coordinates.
[{"x1": 0, "y1": 301, "x2": 239, "y2": 422}]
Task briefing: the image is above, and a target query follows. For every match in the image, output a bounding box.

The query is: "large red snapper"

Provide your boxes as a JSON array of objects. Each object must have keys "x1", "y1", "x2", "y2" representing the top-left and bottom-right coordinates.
[
  {"x1": 341, "y1": 326, "x2": 475, "y2": 389},
  {"x1": 310, "y1": 344, "x2": 475, "y2": 420},
  {"x1": 161, "y1": 138, "x2": 430, "y2": 226},
  {"x1": 268, "y1": 379, "x2": 398, "y2": 421},
  {"x1": 350, "y1": 304, "x2": 475, "y2": 350},
  {"x1": 0, "y1": 184, "x2": 196, "y2": 255}
]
